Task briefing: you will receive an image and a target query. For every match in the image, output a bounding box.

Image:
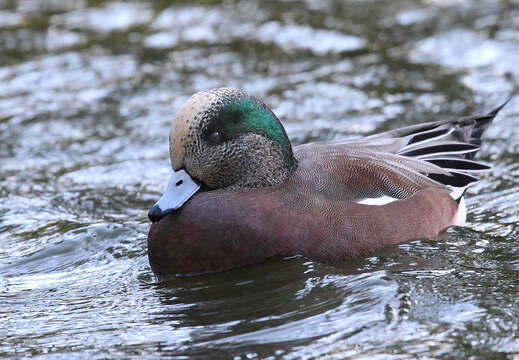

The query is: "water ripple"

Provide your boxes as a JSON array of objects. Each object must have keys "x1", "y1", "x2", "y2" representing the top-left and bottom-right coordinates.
[{"x1": 1, "y1": 0, "x2": 519, "y2": 359}]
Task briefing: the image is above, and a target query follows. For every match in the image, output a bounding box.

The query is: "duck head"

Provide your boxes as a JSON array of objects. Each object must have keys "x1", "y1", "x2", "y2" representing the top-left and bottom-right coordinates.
[{"x1": 148, "y1": 88, "x2": 297, "y2": 223}]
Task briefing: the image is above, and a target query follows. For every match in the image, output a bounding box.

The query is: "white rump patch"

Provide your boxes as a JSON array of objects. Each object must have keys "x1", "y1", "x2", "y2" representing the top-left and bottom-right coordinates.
[
  {"x1": 446, "y1": 185, "x2": 468, "y2": 226},
  {"x1": 356, "y1": 191, "x2": 467, "y2": 226},
  {"x1": 454, "y1": 196, "x2": 467, "y2": 226}
]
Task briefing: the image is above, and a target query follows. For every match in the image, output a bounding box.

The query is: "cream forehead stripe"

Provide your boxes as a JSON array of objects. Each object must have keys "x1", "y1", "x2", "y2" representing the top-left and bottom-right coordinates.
[{"x1": 169, "y1": 90, "x2": 222, "y2": 169}]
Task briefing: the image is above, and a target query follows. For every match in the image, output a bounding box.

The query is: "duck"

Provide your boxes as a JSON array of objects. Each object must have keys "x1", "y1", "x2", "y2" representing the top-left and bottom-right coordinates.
[{"x1": 147, "y1": 87, "x2": 505, "y2": 277}]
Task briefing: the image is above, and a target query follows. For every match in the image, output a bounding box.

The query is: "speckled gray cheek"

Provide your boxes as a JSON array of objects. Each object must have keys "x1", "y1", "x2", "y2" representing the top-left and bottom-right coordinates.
[
  {"x1": 183, "y1": 91, "x2": 239, "y2": 160},
  {"x1": 174, "y1": 87, "x2": 295, "y2": 190}
]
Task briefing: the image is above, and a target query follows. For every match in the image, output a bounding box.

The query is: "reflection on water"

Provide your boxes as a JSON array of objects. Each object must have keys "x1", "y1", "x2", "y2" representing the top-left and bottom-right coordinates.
[{"x1": 1, "y1": 0, "x2": 518, "y2": 358}]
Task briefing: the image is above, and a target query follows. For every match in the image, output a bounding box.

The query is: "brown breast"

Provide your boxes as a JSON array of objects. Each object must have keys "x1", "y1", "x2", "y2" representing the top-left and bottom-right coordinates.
[{"x1": 147, "y1": 181, "x2": 457, "y2": 277}]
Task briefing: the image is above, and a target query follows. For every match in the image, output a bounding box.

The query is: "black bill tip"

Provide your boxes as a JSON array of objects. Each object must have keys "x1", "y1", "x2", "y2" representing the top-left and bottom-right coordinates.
[{"x1": 148, "y1": 204, "x2": 173, "y2": 223}]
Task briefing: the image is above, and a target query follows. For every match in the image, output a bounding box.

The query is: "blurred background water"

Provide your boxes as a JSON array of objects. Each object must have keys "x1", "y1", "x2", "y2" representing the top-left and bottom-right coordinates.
[{"x1": 1, "y1": 0, "x2": 519, "y2": 358}]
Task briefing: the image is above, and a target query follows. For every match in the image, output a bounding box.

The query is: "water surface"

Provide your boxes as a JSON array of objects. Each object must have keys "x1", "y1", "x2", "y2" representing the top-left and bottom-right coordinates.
[{"x1": 1, "y1": 0, "x2": 519, "y2": 358}]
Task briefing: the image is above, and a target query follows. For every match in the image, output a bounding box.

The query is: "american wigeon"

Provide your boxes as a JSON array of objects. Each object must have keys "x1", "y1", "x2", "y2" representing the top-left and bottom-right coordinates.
[{"x1": 147, "y1": 88, "x2": 505, "y2": 277}]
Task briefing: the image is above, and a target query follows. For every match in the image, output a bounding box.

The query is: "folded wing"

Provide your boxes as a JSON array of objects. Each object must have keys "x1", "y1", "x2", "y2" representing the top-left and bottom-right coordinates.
[{"x1": 294, "y1": 102, "x2": 506, "y2": 202}]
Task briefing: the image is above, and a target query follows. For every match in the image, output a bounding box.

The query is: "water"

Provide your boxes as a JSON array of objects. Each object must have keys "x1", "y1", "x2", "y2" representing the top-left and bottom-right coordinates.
[{"x1": 1, "y1": 0, "x2": 519, "y2": 358}]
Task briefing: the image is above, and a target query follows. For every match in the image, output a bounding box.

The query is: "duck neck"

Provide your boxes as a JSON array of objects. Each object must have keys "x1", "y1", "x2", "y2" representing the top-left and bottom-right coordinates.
[{"x1": 227, "y1": 133, "x2": 298, "y2": 190}]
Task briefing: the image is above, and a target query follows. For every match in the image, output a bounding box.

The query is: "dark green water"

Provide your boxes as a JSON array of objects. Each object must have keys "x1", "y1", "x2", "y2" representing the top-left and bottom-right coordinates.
[{"x1": 1, "y1": 0, "x2": 519, "y2": 358}]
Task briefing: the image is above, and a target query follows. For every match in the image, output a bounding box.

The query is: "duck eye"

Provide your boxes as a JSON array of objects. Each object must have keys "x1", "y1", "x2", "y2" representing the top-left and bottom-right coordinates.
[{"x1": 208, "y1": 131, "x2": 222, "y2": 145}]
